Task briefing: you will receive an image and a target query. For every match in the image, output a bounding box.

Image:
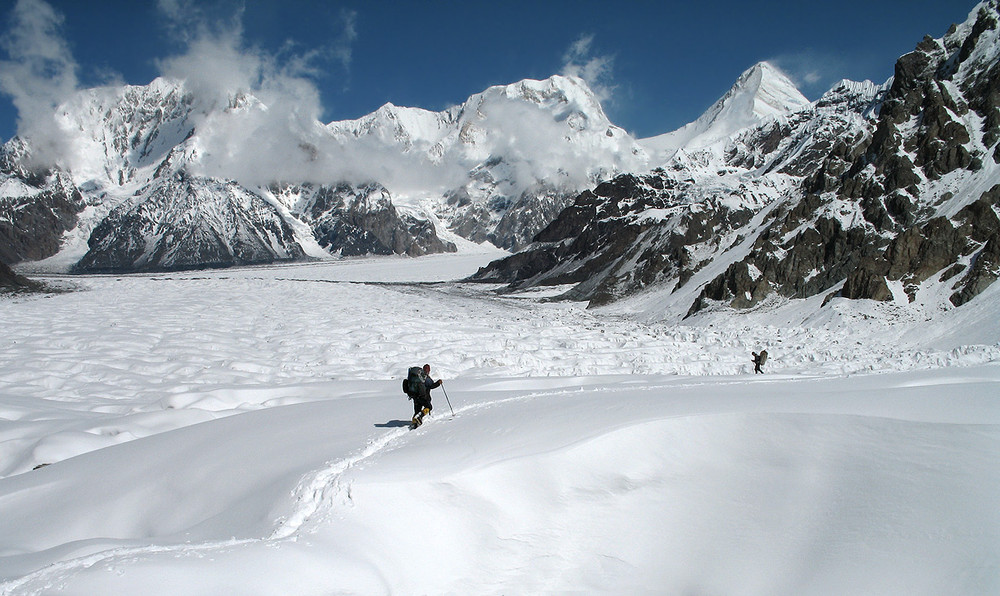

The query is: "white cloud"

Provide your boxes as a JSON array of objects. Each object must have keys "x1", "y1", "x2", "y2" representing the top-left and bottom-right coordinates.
[
  {"x1": 0, "y1": 0, "x2": 79, "y2": 160},
  {"x1": 560, "y1": 34, "x2": 616, "y2": 104},
  {"x1": 768, "y1": 51, "x2": 850, "y2": 96},
  {"x1": 0, "y1": 0, "x2": 467, "y2": 194},
  {"x1": 150, "y1": 2, "x2": 370, "y2": 187},
  {"x1": 334, "y1": 9, "x2": 358, "y2": 71}
]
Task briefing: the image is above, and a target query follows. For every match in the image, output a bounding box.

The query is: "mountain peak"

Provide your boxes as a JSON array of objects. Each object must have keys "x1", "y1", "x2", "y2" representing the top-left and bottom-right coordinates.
[
  {"x1": 640, "y1": 61, "x2": 809, "y2": 159},
  {"x1": 734, "y1": 62, "x2": 810, "y2": 120},
  {"x1": 471, "y1": 74, "x2": 608, "y2": 122}
]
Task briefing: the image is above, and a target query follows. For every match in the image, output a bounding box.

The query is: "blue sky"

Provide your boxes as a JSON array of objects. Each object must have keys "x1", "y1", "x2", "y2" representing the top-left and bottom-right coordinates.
[{"x1": 0, "y1": 0, "x2": 979, "y2": 143}]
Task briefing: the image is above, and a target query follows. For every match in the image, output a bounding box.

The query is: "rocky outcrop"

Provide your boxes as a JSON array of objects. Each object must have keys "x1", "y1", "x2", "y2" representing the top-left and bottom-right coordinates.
[
  {"x1": 841, "y1": 185, "x2": 1000, "y2": 305},
  {"x1": 488, "y1": 184, "x2": 578, "y2": 251},
  {"x1": 0, "y1": 142, "x2": 86, "y2": 265},
  {"x1": 686, "y1": 3, "x2": 1000, "y2": 316},
  {"x1": 440, "y1": 164, "x2": 584, "y2": 252},
  {"x1": 273, "y1": 182, "x2": 456, "y2": 257},
  {"x1": 472, "y1": 172, "x2": 758, "y2": 306}
]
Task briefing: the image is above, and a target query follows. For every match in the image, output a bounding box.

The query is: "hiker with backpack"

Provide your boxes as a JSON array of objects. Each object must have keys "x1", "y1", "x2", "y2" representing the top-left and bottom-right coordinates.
[
  {"x1": 403, "y1": 364, "x2": 443, "y2": 428},
  {"x1": 752, "y1": 349, "x2": 768, "y2": 374}
]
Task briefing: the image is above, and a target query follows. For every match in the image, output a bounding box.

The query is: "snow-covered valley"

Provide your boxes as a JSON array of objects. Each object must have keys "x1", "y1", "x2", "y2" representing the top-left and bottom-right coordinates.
[{"x1": 1, "y1": 253, "x2": 998, "y2": 595}]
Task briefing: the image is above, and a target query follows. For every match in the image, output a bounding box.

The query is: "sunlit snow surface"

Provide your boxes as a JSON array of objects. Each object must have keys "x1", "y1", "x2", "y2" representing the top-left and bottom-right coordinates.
[{"x1": 1, "y1": 253, "x2": 998, "y2": 595}]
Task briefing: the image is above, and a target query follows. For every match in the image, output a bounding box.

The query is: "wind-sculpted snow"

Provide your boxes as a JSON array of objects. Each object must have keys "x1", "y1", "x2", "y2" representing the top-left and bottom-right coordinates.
[{"x1": 0, "y1": 255, "x2": 997, "y2": 594}]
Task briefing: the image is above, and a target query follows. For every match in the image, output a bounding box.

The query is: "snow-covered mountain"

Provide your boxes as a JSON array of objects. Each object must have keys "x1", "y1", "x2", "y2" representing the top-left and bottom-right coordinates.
[
  {"x1": 0, "y1": 73, "x2": 645, "y2": 272},
  {"x1": 267, "y1": 182, "x2": 455, "y2": 257},
  {"x1": 325, "y1": 75, "x2": 647, "y2": 249},
  {"x1": 471, "y1": 68, "x2": 885, "y2": 306},
  {"x1": 0, "y1": 139, "x2": 83, "y2": 266},
  {"x1": 640, "y1": 61, "x2": 811, "y2": 161},
  {"x1": 74, "y1": 172, "x2": 306, "y2": 273},
  {"x1": 475, "y1": 1, "x2": 1000, "y2": 323},
  {"x1": 3, "y1": 1, "x2": 998, "y2": 324}
]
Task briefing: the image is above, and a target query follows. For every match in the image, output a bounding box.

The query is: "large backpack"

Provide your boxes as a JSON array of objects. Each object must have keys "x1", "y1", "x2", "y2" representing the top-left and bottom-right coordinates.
[
  {"x1": 403, "y1": 366, "x2": 424, "y2": 397},
  {"x1": 758, "y1": 350, "x2": 768, "y2": 365}
]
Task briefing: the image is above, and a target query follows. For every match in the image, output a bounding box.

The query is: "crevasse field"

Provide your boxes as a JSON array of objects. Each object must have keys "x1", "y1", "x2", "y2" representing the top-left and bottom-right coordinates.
[{"x1": 1, "y1": 252, "x2": 998, "y2": 595}]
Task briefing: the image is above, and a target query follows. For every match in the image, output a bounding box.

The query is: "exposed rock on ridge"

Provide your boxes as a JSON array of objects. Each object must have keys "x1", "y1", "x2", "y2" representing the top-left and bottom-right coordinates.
[
  {"x1": 272, "y1": 182, "x2": 456, "y2": 257},
  {"x1": 687, "y1": 3, "x2": 1000, "y2": 315},
  {"x1": 474, "y1": 3, "x2": 1000, "y2": 319}
]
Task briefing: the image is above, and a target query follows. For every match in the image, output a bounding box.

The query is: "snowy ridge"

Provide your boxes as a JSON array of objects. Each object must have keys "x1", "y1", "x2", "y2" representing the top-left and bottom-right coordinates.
[
  {"x1": 329, "y1": 102, "x2": 453, "y2": 150},
  {"x1": 324, "y1": 74, "x2": 645, "y2": 200},
  {"x1": 50, "y1": 77, "x2": 196, "y2": 191},
  {"x1": 324, "y1": 75, "x2": 646, "y2": 249}
]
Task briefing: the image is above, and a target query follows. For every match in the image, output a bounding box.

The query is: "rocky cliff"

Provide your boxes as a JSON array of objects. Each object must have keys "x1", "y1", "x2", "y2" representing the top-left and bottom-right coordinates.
[
  {"x1": 0, "y1": 140, "x2": 85, "y2": 265},
  {"x1": 270, "y1": 182, "x2": 456, "y2": 257},
  {"x1": 690, "y1": 2, "x2": 1000, "y2": 315},
  {"x1": 473, "y1": 2, "x2": 1000, "y2": 319}
]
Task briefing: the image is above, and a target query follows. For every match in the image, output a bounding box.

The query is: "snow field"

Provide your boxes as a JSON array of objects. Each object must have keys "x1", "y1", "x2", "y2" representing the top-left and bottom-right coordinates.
[
  {"x1": 1, "y1": 370, "x2": 997, "y2": 594},
  {"x1": 0, "y1": 253, "x2": 998, "y2": 594},
  {"x1": 2, "y1": 262, "x2": 994, "y2": 477}
]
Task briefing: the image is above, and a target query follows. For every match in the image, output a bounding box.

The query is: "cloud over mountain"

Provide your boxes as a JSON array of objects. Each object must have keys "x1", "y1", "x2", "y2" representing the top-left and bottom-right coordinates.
[{"x1": 0, "y1": 0, "x2": 79, "y2": 167}]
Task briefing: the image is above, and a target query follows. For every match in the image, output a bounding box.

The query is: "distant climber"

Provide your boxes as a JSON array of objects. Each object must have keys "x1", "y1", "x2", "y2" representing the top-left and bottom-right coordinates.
[
  {"x1": 752, "y1": 350, "x2": 768, "y2": 374},
  {"x1": 403, "y1": 364, "x2": 443, "y2": 428}
]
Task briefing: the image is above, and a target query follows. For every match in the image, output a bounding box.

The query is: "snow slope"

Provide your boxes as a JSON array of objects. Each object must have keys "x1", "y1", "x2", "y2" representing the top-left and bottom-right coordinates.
[{"x1": 0, "y1": 254, "x2": 998, "y2": 595}]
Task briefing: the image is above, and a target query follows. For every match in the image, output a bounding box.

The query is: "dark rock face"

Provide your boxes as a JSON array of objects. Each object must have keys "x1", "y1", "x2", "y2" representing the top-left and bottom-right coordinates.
[
  {"x1": 844, "y1": 185, "x2": 1000, "y2": 305},
  {"x1": 489, "y1": 184, "x2": 577, "y2": 251},
  {"x1": 0, "y1": 143, "x2": 86, "y2": 265},
  {"x1": 0, "y1": 259, "x2": 40, "y2": 291},
  {"x1": 75, "y1": 173, "x2": 305, "y2": 273},
  {"x1": 0, "y1": 177, "x2": 84, "y2": 265},
  {"x1": 443, "y1": 176, "x2": 578, "y2": 252},
  {"x1": 278, "y1": 182, "x2": 456, "y2": 257},
  {"x1": 472, "y1": 173, "x2": 756, "y2": 306}
]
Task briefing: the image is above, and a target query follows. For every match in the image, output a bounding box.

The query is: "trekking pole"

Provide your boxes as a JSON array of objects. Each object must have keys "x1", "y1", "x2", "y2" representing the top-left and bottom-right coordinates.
[{"x1": 441, "y1": 384, "x2": 455, "y2": 417}]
